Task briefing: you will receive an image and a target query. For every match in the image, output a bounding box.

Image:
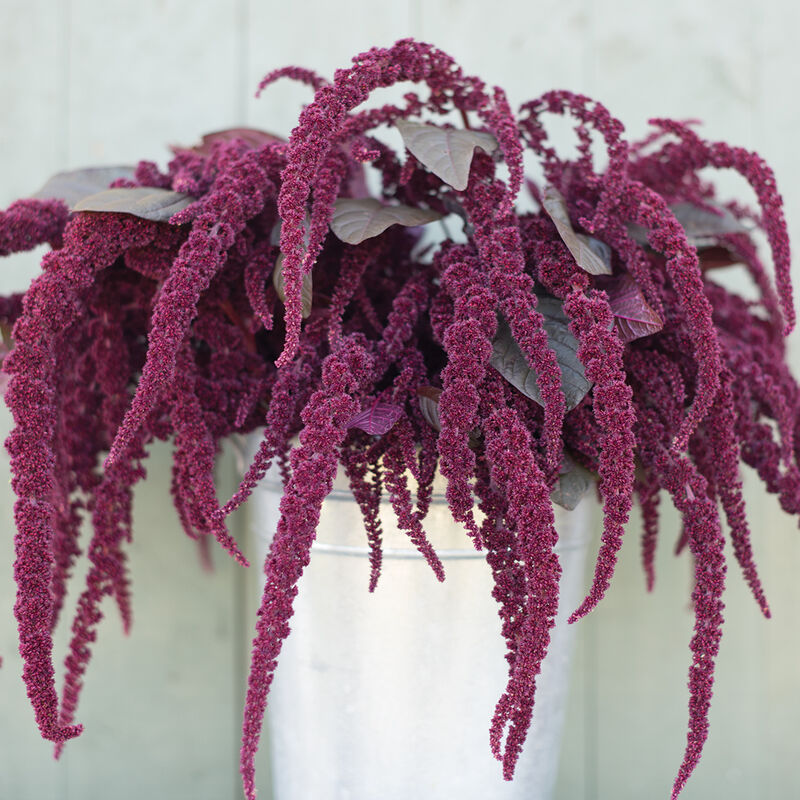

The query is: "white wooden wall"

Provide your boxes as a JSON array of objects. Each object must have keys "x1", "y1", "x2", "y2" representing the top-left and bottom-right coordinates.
[{"x1": 1, "y1": 2, "x2": 799, "y2": 798}]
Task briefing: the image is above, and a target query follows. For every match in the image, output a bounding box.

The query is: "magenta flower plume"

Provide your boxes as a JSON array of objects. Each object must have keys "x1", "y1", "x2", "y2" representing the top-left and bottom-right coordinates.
[
  {"x1": 0, "y1": 198, "x2": 69, "y2": 256},
  {"x1": 636, "y1": 117, "x2": 793, "y2": 334},
  {"x1": 6, "y1": 212, "x2": 156, "y2": 744},
  {"x1": 3, "y1": 39, "x2": 798, "y2": 800},
  {"x1": 564, "y1": 284, "x2": 636, "y2": 622},
  {"x1": 105, "y1": 148, "x2": 275, "y2": 467},
  {"x1": 481, "y1": 381, "x2": 561, "y2": 779},
  {"x1": 239, "y1": 338, "x2": 373, "y2": 800},
  {"x1": 273, "y1": 38, "x2": 494, "y2": 367}
]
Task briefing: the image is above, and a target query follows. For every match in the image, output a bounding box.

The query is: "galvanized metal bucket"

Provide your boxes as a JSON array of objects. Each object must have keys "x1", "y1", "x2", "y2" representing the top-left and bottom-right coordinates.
[{"x1": 248, "y1": 456, "x2": 592, "y2": 800}]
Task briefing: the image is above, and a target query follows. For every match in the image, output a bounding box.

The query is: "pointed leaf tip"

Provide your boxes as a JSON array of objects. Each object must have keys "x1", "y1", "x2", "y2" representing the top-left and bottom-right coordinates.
[
  {"x1": 490, "y1": 297, "x2": 592, "y2": 411},
  {"x1": 330, "y1": 198, "x2": 442, "y2": 245},
  {"x1": 550, "y1": 453, "x2": 595, "y2": 510},
  {"x1": 541, "y1": 185, "x2": 613, "y2": 275},
  {"x1": 32, "y1": 166, "x2": 138, "y2": 208},
  {"x1": 396, "y1": 120, "x2": 498, "y2": 191},
  {"x1": 73, "y1": 187, "x2": 194, "y2": 222},
  {"x1": 417, "y1": 386, "x2": 443, "y2": 432}
]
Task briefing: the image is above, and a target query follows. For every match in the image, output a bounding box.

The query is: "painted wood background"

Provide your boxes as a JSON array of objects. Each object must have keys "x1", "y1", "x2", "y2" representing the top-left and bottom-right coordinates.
[{"x1": 1, "y1": 1, "x2": 798, "y2": 798}]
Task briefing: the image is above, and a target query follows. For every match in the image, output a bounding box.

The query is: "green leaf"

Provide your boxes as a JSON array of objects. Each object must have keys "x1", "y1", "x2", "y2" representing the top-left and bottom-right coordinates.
[
  {"x1": 32, "y1": 166, "x2": 137, "y2": 208},
  {"x1": 73, "y1": 187, "x2": 194, "y2": 222},
  {"x1": 490, "y1": 297, "x2": 592, "y2": 411},
  {"x1": 541, "y1": 186, "x2": 613, "y2": 275},
  {"x1": 396, "y1": 120, "x2": 498, "y2": 191},
  {"x1": 330, "y1": 198, "x2": 442, "y2": 245}
]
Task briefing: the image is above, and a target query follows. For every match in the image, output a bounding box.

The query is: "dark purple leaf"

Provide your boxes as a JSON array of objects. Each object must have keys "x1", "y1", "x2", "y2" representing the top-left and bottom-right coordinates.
[
  {"x1": 32, "y1": 166, "x2": 137, "y2": 208},
  {"x1": 627, "y1": 201, "x2": 749, "y2": 249},
  {"x1": 73, "y1": 187, "x2": 195, "y2": 222},
  {"x1": 697, "y1": 245, "x2": 741, "y2": 271},
  {"x1": 417, "y1": 386, "x2": 442, "y2": 431},
  {"x1": 602, "y1": 274, "x2": 663, "y2": 343},
  {"x1": 550, "y1": 453, "x2": 595, "y2": 510},
  {"x1": 396, "y1": 120, "x2": 498, "y2": 191},
  {"x1": 670, "y1": 202, "x2": 748, "y2": 244},
  {"x1": 347, "y1": 400, "x2": 404, "y2": 435},
  {"x1": 173, "y1": 127, "x2": 285, "y2": 156},
  {"x1": 541, "y1": 186, "x2": 613, "y2": 275},
  {"x1": 490, "y1": 297, "x2": 592, "y2": 411},
  {"x1": 330, "y1": 198, "x2": 442, "y2": 244}
]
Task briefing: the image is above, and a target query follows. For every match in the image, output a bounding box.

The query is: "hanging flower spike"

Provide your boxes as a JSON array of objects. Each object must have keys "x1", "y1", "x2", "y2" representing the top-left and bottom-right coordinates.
[
  {"x1": 243, "y1": 243, "x2": 276, "y2": 332},
  {"x1": 481, "y1": 388, "x2": 561, "y2": 780},
  {"x1": 625, "y1": 347, "x2": 687, "y2": 590},
  {"x1": 0, "y1": 198, "x2": 69, "y2": 256},
  {"x1": 214, "y1": 317, "x2": 328, "y2": 524},
  {"x1": 6, "y1": 211, "x2": 157, "y2": 745},
  {"x1": 636, "y1": 479, "x2": 661, "y2": 592},
  {"x1": 256, "y1": 65, "x2": 330, "y2": 96},
  {"x1": 54, "y1": 442, "x2": 148, "y2": 757},
  {"x1": 471, "y1": 449, "x2": 525, "y2": 665},
  {"x1": 274, "y1": 38, "x2": 492, "y2": 367},
  {"x1": 477, "y1": 86, "x2": 524, "y2": 219},
  {"x1": 517, "y1": 90, "x2": 629, "y2": 208},
  {"x1": 666, "y1": 460, "x2": 726, "y2": 800},
  {"x1": 697, "y1": 371, "x2": 770, "y2": 616},
  {"x1": 105, "y1": 150, "x2": 272, "y2": 467},
  {"x1": 341, "y1": 441, "x2": 385, "y2": 592},
  {"x1": 630, "y1": 395, "x2": 726, "y2": 799},
  {"x1": 382, "y1": 422, "x2": 445, "y2": 580},
  {"x1": 437, "y1": 251, "x2": 496, "y2": 543},
  {"x1": 240, "y1": 337, "x2": 374, "y2": 800},
  {"x1": 461, "y1": 175, "x2": 567, "y2": 479},
  {"x1": 169, "y1": 345, "x2": 248, "y2": 565},
  {"x1": 564, "y1": 285, "x2": 636, "y2": 622},
  {"x1": 642, "y1": 118, "x2": 793, "y2": 334},
  {"x1": 622, "y1": 184, "x2": 723, "y2": 452}
]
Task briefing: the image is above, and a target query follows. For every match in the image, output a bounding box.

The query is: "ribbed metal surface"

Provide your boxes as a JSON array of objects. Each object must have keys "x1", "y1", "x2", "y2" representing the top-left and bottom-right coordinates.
[{"x1": 250, "y1": 461, "x2": 591, "y2": 800}]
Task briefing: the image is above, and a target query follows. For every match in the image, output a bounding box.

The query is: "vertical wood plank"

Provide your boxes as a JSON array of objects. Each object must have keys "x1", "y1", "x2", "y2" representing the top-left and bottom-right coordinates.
[
  {"x1": 0, "y1": 0, "x2": 71, "y2": 291},
  {"x1": 412, "y1": 0, "x2": 591, "y2": 103},
  {"x1": 66, "y1": 0, "x2": 241, "y2": 168},
  {"x1": 756, "y1": 0, "x2": 800, "y2": 302},
  {"x1": 60, "y1": 443, "x2": 243, "y2": 800},
  {"x1": 243, "y1": 1, "x2": 414, "y2": 140},
  {"x1": 576, "y1": 1, "x2": 800, "y2": 797},
  {"x1": 752, "y1": 13, "x2": 800, "y2": 799},
  {"x1": 63, "y1": 0, "x2": 247, "y2": 791},
  {"x1": 585, "y1": 0, "x2": 758, "y2": 146},
  {"x1": 0, "y1": 4, "x2": 69, "y2": 797},
  {"x1": 1, "y1": 2, "x2": 247, "y2": 798}
]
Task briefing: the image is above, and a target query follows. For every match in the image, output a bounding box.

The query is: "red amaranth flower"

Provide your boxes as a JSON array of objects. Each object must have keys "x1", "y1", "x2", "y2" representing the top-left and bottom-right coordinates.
[{"x1": 2, "y1": 39, "x2": 797, "y2": 800}]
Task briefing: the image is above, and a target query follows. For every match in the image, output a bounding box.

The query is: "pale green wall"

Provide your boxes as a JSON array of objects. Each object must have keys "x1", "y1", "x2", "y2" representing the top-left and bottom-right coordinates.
[{"x1": 1, "y1": 1, "x2": 799, "y2": 798}]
